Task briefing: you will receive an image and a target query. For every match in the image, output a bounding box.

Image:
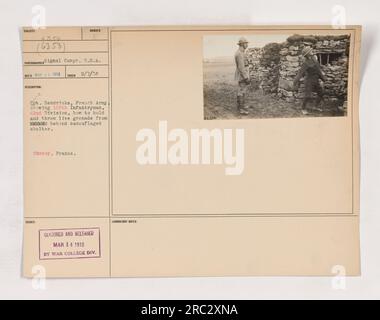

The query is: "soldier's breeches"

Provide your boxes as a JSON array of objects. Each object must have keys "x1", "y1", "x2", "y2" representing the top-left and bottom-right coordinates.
[{"x1": 237, "y1": 81, "x2": 249, "y2": 97}]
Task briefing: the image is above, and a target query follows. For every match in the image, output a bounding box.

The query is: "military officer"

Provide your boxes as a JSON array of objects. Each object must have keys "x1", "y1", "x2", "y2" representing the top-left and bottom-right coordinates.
[
  {"x1": 235, "y1": 37, "x2": 250, "y2": 115},
  {"x1": 293, "y1": 46, "x2": 327, "y2": 115}
]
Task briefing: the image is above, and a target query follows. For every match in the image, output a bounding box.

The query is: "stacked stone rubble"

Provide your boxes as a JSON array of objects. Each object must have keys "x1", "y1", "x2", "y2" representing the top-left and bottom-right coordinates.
[
  {"x1": 246, "y1": 47, "x2": 262, "y2": 84},
  {"x1": 247, "y1": 34, "x2": 350, "y2": 105},
  {"x1": 277, "y1": 43, "x2": 303, "y2": 102},
  {"x1": 278, "y1": 34, "x2": 350, "y2": 103},
  {"x1": 247, "y1": 44, "x2": 282, "y2": 95},
  {"x1": 259, "y1": 43, "x2": 282, "y2": 95}
]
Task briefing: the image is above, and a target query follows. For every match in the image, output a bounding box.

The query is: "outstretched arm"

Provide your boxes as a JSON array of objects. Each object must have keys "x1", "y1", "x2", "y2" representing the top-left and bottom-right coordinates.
[{"x1": 293, "y1": 62, "x2": 307, "y2": 87}]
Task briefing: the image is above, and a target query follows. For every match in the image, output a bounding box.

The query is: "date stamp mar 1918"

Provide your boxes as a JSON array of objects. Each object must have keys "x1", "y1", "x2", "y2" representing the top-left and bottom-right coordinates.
[{"x1": 39, "y1": 227, "x2": 101, "y2": 260}]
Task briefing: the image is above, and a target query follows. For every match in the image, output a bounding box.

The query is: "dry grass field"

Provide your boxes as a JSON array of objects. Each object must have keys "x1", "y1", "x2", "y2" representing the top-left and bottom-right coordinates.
[{"x1": 203, "y1": 59, "x2": 343, "y2": 120}]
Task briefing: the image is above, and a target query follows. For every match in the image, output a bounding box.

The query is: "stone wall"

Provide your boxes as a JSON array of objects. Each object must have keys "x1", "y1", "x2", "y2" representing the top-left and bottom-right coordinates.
[
  {"x1": 278, "y1": 34, "x2": 350, "y2": 103},
  {"x1": 247, "y1": 43, "x2": 282, "y2": 95},
  {"x1": 246, "y1": 47, "x2": 262, "y2": 85},
  {"x1": 247, "y1": 34, "x2": 350, "y2": 104}
]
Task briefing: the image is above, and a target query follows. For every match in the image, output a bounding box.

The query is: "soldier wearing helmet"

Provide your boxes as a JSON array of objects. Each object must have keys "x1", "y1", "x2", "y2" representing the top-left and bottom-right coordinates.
[
  {"x1": 293, "y1": 46, "x2": 327, "y2": 115},
  {"x1": 235, "y1": 37, "x2": 250, "y2": 115}
]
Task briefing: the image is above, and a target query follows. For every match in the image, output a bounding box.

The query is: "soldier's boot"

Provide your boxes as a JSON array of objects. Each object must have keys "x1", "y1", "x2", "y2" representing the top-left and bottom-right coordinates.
[
  {"x1": 242, "y1": 93, "x2": 250, "y2": 111},
  {"x1": 237, "y1": 96, "x2": 248, "y2": 115},
  {"x1": 301, "y1": 98, "x2": 310, "y2": 115},
  {"x1": 315, "y1": 96, "x2": 324, "y2": 112},
  {"x1": 237, "y1": 95, "x2": 241, "y2": 110},
  {"x1": 240, "y1": 96, "x2": 249, "y2": 115}
]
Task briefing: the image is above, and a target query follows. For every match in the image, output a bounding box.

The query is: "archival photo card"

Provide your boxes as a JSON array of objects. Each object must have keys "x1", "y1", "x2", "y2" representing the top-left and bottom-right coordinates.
[{"x1": 22, "y1": 26, "x2": 361, "y2": 278}]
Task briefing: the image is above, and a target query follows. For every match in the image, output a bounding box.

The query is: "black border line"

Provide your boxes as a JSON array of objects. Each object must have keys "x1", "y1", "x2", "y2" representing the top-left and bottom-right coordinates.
[
  {"x1": 108, "y1": 27, "x2": 112, "y2": 277},
  {"x1": 26, "y1": 213, "x2": 358, "y2": 219}
]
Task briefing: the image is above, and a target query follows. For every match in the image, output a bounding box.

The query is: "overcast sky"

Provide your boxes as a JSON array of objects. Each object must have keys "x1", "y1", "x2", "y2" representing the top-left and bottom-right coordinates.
[{"x1": 203, "y1": 34, "x2": 290, "y2": 59}]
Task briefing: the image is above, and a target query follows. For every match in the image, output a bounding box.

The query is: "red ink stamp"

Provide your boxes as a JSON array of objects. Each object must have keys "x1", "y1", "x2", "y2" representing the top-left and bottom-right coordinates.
[{"x1": 39, "y1": 227, "x2": 101, "y2": 260}]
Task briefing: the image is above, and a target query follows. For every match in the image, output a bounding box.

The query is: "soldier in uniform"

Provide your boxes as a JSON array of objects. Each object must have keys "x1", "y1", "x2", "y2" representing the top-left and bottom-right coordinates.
[
  {"x1": 235, "y1": 37, "x2": 250, "y2": 115},
  {"x1": 293, "y1": 46, "x2": 327, "y2": 115}
]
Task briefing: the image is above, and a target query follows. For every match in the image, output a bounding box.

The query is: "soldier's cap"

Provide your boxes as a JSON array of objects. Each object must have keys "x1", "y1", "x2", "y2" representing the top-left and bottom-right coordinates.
[
  {"x1": 302, "y1": 46, "x2": 313, "y2": 57},
  {"x1": 237, "y1": 37, "x2": 249, "y2": 45}
]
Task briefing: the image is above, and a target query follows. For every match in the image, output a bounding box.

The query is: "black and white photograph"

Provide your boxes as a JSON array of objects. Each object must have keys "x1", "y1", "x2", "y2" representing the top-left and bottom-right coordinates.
[{"x1": 203, "y1": 33, "x2": 351, "y2": 119}]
